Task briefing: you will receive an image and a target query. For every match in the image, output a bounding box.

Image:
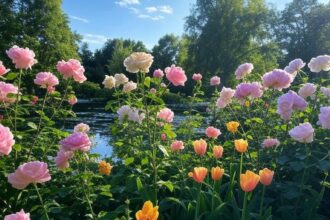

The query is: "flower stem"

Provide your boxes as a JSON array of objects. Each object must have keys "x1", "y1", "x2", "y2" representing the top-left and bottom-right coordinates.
[
  {"x1": 239, "y1": 153, "x2": 244, "y2": 175},
  {"x1": 34, "y1": 184, "x2": 50, "y2": 220},
  {"x1": 195, "y1": 184, "x2": 202, "y2": 220},
  {"x1": 259, "y1": 185, "x2": 266, "y2": 219},
  {"x1": 241, "y1": 192, "x2": 248, "y2": 220}
]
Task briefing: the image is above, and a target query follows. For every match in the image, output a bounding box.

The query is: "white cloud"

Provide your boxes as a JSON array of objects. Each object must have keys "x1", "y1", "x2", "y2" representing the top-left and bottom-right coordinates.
[
  {"x1": 82, "y1": 34, "x2": 108, "y2": 44},
  {"x1": 138, "y1": 14, "x2": 164, "y2": 21},
  {"x1": 158, "y1": 5, "x2": 173, "y2": 14},
  {"x1": 129, "y1": 7, "x2": 140, "y2": 14},
  {"x1": 115, "y1": 0, "x2": 140, "y2": 7},
  {"x1": 145, "y1": 6, "x2": 157, "y2": 13},
  {"x1": 70, "y1": 15, "x2": 89, "y2": 23}
]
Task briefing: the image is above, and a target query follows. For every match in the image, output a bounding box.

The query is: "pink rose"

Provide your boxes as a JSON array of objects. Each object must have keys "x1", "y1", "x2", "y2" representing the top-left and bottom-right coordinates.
[
  {"x1": 262, "y1": 138, "x2": 280, "y2": 148},
  {"x1": 8, "y1": 161, "x2": 51, "y2": 189},
  {"x1": 31, "y1": 96, "x2": 38, "y2": 105},
  {"x1": 171, "y1": 140, "x2": 184, "y2": 152},
  {"x1": 55, "y1": 149, "x2": 74, "y2": 169},
  {"x1": 123, "y1": 81, "x2": 137, "y2": 93},
  {"x1": 235, "y1": 63, "x2": 253, "y2": 79},
  {"x1": 161, "y1": 133, "x2": 167, "y2": 141},
  {"x1": 0, "y1": 82, "x2": 19, "y2": 103},
  {"x1": 6, "y1": 45, "x2": 37, "y2": 69},
  {"x1": 210, "y1": 76, "x2": 221, "y2": 86},
  {"x1": 0, "y1": 124, "x2": 15, "y2": 156},
  {"x1": 165, "y1": 65, "x2": 187, "y2": 86},
  {"x1": 284, "y1": 58, "x2": 305, "y2": 77},
  {"x1": 298, "y1": 83, "x2": 317, "y2": 99},
  {"x1": 289, "y1": 122, "x2": 314, "y2": 143},
  {"x1": 56, "y1": 59, "x2": 86, "y2": 83},
  {"x1": 192, "y1": 73, "x2": 202, "y2": 81},
  {"x1": 205, "y1": 126, "x2": 221, "y2": 139},
  {"x1": 74, "y1": 123, "x2": 90, "y2": 133},
  {"x1": 60, "y1": 132, "x2": 91, "y2": 152},
  {"x1": 277, "y1": 91, "x2": 307, "y2": 120},
  {"x1": 153, "y1": 69, "x2": 164, "y2": 78},
  {"x1": 318, "y1": 106, "x2": 330, "y2": 129},
  {"x1": 157, "y1": 107, "x2": 174, "y2": 123},
  {"x1": 320, "y1": 87, "x2": 330, "y2": 97},
  {"x1": 68, "y1": 96, "x2": 78, "y2": 105},
  {"x1": 0, "y1": 61, "x2": 10, "y2": 76},
  {"x1": 34, "y1": 72, "x2": 59, "y2": 93},
  {"x1": 308, "y1": 55, "x2": 330, "y2": 73},
  {"x1": 150, "y1": 88, "x2": 156, "y2": 93},
  {"x1": 216, "y1": 87, "x2": 235, "y2": 108},
  {"x1": 4, "y1": 209, "x2": 30, "y2": 220},
  {"x1": 262, "y1": 69, "x2": 293, "y2": 91},
  {"x1": 234, "y1": 82, "x2": 263, "y2": 101}
]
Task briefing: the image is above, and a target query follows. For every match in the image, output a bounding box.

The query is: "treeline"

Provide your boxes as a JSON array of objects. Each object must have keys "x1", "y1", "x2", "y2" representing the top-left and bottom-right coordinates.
[{"x1": 0, "y1": 0, "x2": 329, "y2": 96}]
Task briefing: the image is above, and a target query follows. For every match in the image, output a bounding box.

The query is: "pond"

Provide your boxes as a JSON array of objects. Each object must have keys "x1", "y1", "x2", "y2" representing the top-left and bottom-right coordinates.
[{"x1": 63, "y1": 100, "x2": 210, "y2": 158}]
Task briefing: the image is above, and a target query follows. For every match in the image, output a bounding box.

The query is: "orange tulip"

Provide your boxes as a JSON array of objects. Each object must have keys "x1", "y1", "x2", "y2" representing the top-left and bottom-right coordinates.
[
  {"x1": 213, "y1": 145, "x2": 223, "y2": 159},
  {"x1": 259, "y1": 168, "x2": 274, "y2": 186},
  {"x1": 193, "y1": 139, "x2": 207, "y2": 156},
  {"x1": 135, "y1": 200, "x2": 159, "y2": 220},
  {"x1": 240, "y1": 170, "x2": 260, "y2": 192},
  {"x1": 226, "y1": 121, "x2": 240, "y2": 133},
  {"x1": 211, "y1": 167, "x2": 224, "y2": 181},
  {"x1": 188, "y1": 167, "x2": 208, "y2": 183},
  {"x1": 234, "y1": 139, "x2": 248, "y2": 153}
]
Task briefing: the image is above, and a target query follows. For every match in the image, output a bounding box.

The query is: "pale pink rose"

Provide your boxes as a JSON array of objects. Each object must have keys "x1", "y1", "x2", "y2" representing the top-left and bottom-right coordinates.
[
  {"x1": 308, "y1": 55, "x2": 330, "y2": 73},
  {"x1": 123, "y1": 81, "x2": 137, "y2": 93},
  {"x1": 114, "y1": 73, "x2": 128, "y2": 86},
  {"x1": 123, "y1": 52, "x2": 153, "y2": 73},
  {"x1": 320, "y1": 87, "x2": 330, "y2": 97},
  {"x1": 205, "y1": 126, "x2": 221, "y2": 139},
  {"x1": 8, "y1": 161, "x2": 51, "y2": 189},
  {"x1": 277, "y1": 91, "x2": 307, "y2": 120},
  {"x1": 216, "y1": 87, "x2": 235, "y2": 108},
  {"x1": 150, "y1": 88, "x2": 156, "y2": 93},
  {"x1": 192, "y1": 73, "x2": 202, "y2": 81},
  {"x1": 0, "y1": 61, "x2": 10, "y2": 76},
  {"x1": 262, "y1": 138, "x2": 280, "y2": 148},
  {"x1": 117, "y1": 105, "x2": 144, "y2": 123},
  {"x1": 235, "y1": 63, "x2": 253, "y2": 79},
  {"x1": 0, "y1": 124, "x2": 15, "y2": 156},
  {"x1": 262, "y1": 69, "x2": 293, "y2": 90},
  {"x1": 117, "y1": 105, "x2": 132, "y2": 122},
  {"x1": 284, "y1": 58, "x2": 305, "y2": 77},
  {"x1": 68, "y1": 96, "x2": 78, "y2": 105},
  {"x1": 102, "y1": 75, "x2": 116, "y2": 89},
  {"x1": 298, "y1": 83, "x2": 317, "y2": 99},
  {"x1": 56, "y1": 59, "x2": 86, "y2": 83},
  {"x1": 234, "y1": 82, "x2": 263, "y2": 101},
  {"x1": 6, "y1": 45, "x2": 37, "y2": 69},
  {"x1": 55, "y1": 150, "x2": 74, "y2": 169},
  {"x1": 157, "y1": 107, "x2": 174, "y2": 123},
  {"x1": 74, "y1": 123, "x2": 90, "y2": 133},
  {"x1": 0, "y1": 82, "x2": 19, "y2": 103},
  {"x1": 34, "y1": 72, "x2": 59, "y2": 93},
  {"x1": 4, "y1": 209, "x2": 30, "y2": 220},
  {"x1": 60, "y1": 132, "x2": 91, "y2": 152},
  {"x1": 318, "y1": 106, "x2": 330, "y2": 129},
  {"x1": 289, "y1": 122, "x2": 314, "y2": 143},
  {"x1": 165, "y1": 65, "x2": 187, "y2": 86},
  {"x1": 210, "y1": 76, "x2": 221, "y2": 86},
  {"x1": 171, "y1": 140, "x2": 184, "y2": 152},
  {"x1": 153, "y1": 69, "x2": 164, "y2": 78},
  {"x1": 161, "y1": 133, "x2": 167, "y2": 141}
]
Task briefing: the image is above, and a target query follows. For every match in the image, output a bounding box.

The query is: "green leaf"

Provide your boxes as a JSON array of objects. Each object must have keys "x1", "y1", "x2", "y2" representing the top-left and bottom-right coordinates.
[
  {"x1": 157, "y1": 180, "x2": 174, "y2": 192},
  {"x1": 5, "y1": 72, "x2": 18, "y2": 80},
  {"x1": 136, "y1": 177, "x2": 143, "y2": 191},
  {"x1": 27, "y1": 122, "x2": 38, "y2": 130},
  {"x1": 125, "y1": 157, "x2": 134, "y2": 166},
  {"x1": 158, "y1": 145, "x2": 169, "y2": 157},
  {"x1": 144, "y1": 76, "x2": 151, "y2": 88}
]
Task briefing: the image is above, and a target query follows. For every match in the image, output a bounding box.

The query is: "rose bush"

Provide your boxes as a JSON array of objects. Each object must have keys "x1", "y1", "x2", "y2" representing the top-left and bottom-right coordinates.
[{"x1": 0, "y1": 46, "x2": 329, "y2": 220}]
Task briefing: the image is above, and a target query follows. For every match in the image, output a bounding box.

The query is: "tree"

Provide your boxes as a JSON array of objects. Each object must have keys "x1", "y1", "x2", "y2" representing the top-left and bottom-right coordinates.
[
  {"x1": 274, "y1": 0, "x2": 330, "y2": 65},
  {"x1": 152, "y1": 34, "x2": 180, "y2": 70},
  {"x1": 185, "y1": 0, "x2": 279, "y2": 85}
]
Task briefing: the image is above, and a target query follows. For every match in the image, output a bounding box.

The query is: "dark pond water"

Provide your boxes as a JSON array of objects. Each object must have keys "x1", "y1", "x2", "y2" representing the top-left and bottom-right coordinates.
[{"x1": 63, "y1": 100, "x2": 210, "y2": 158}]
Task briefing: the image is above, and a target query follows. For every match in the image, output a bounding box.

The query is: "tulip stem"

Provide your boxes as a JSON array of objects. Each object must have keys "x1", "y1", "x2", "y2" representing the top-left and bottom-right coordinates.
[
  {"x1": 241, "y1": 192, "x2": 248, "y2": 220},
  {"x1": 195, "y1": 184, "x2": 202, "y2": 220},
  {"x1": 259, "y1": 185, "x2": 266, "y2": 219},
  {"x1": 211, "y1": 180, "x2": 216, "y2": 211},
  {"x1": 239, "y1": 153, "x2": 244, "y2": 175},
  {"x1": 34, "y1": 184, "x2": 50, "y2": 220}
]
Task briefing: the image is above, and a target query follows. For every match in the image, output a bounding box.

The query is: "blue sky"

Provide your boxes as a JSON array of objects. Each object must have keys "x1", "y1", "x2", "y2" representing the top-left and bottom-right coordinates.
[{"x1": 62, "y1": 0, "x2": 329, "y2": 52}]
